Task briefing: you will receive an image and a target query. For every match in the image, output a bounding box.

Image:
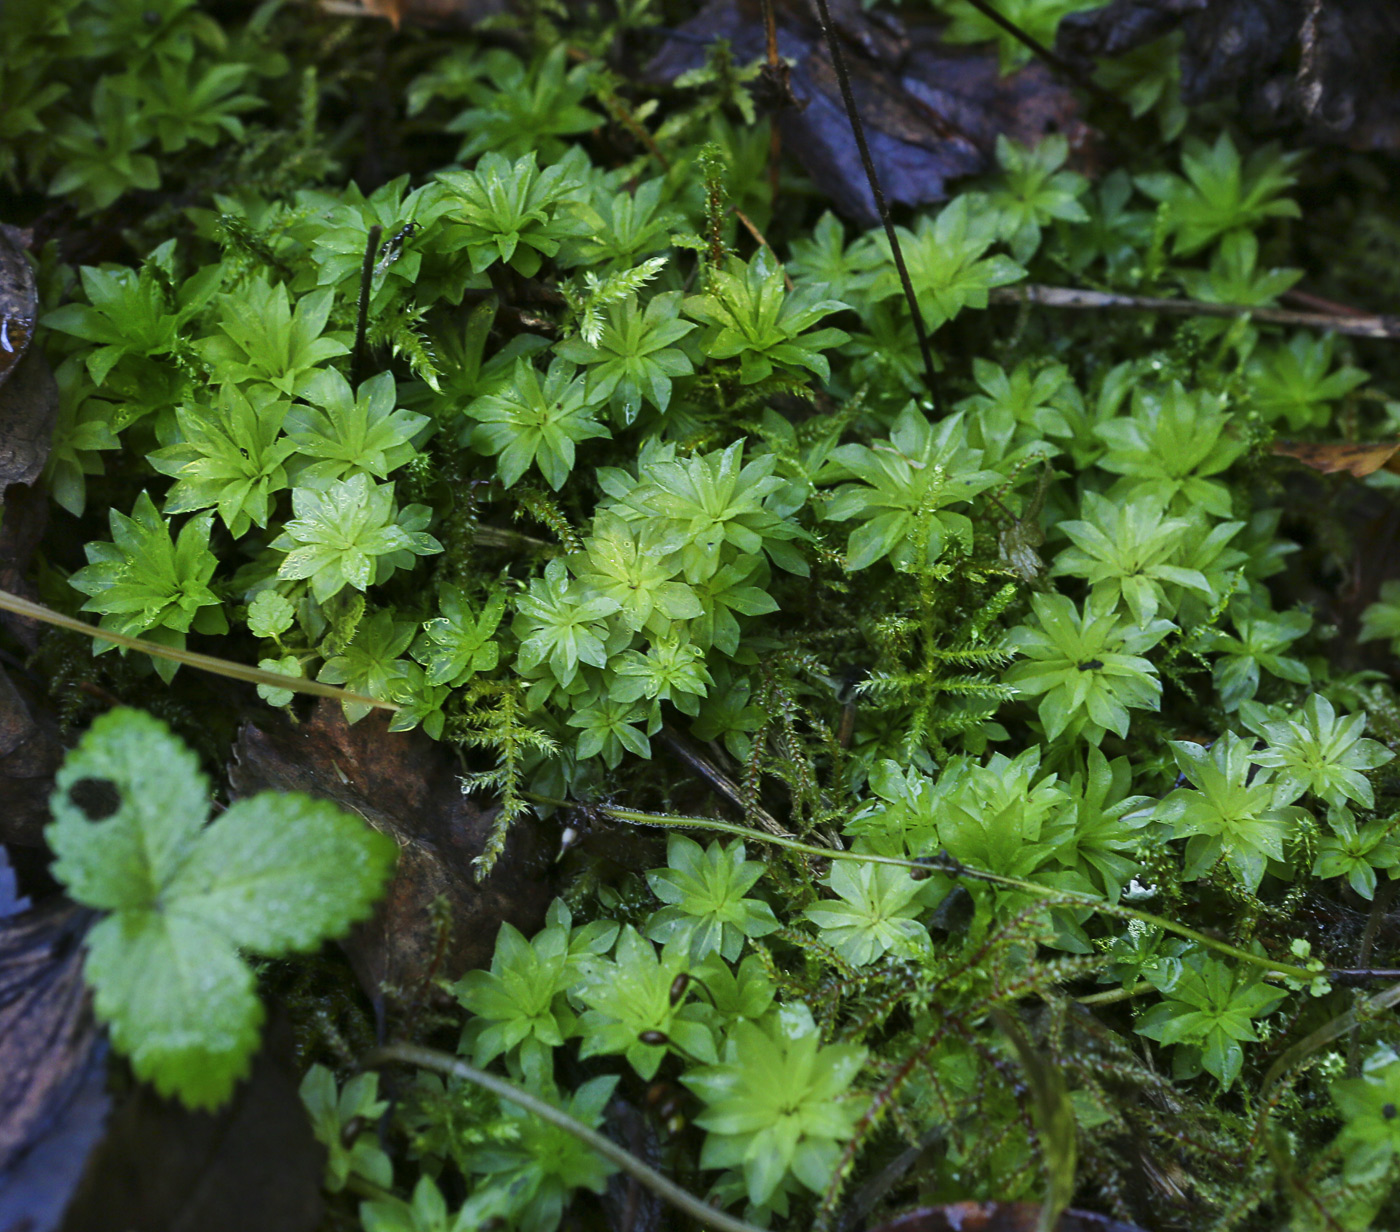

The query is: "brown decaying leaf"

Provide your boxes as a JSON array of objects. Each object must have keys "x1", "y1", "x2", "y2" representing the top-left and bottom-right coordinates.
[
  {"x1": 868, "y1": 1203, "x2": 1149, "y2": 1232},
  {"x1": 230, "y1": 702, "x2": 555, "y2": 1003},
  {"x1": 58, "y1": 1014, "x2": 324, "y2": 1232},
  {"x1": 1273, "y1": 437, "x2": 1400, "y2": 478},
  {"x1": 1058, "y1": 0, "x2": 1400, "y2": 151},
  {"x1": 647, "y1": 0, "x2": 1088, "y2": 228},
  {"x1": 0, "y1": 224, "x2": 37, "y2": 391},
  {"x1": 0, "y1": 869, "x2": 107, "y2": 1232}
]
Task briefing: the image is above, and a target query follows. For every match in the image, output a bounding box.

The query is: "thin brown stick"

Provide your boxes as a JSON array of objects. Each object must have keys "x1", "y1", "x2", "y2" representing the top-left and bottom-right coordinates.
[
  {"x1": 1283, "y1": 286, "x2": 1372, "y2": 318},
  {"x1": 597, "y1": 84, "x2": 669, "y2": 171},
  {"x1": 731, "y1": 207, "x2": 793, "y2": 290},
  {"x1": 0, "y1": 587, "x2": 395, "y2": 710},
  {"x1": 659, "y1": 725, "x2": 792, "y2": 837},
  {"x1": 989, "y1": 283, "x2": 1400, "y2": 340}
]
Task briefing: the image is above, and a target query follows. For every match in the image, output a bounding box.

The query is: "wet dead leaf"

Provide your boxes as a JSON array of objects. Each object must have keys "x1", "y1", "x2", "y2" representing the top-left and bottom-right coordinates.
[
  {"x1": 58, "y1": 1014, "x2": 323, "y2": 1232},
  {"x1": 648, "y1": 0, "x2": 1088, "y2": 227},
  {"x1": 868, "y1": 1203, "x2": 1149, "y2": 1232},
  {"x1": 230, "y1": 702, "x2": 554, "y2": 1004},
  {"x1": 0, "y1": 224, "x2": 37, "y2": 391},
  {"x1": 1273, "y1": 437, "x2": 1400, "y2": 478},
  {"x1": 1059, "y1": 0, "x2": 1400, "y2": 150},
  {"x1": 0, "y1": 853, "x2": 108, "y2": 1232}
]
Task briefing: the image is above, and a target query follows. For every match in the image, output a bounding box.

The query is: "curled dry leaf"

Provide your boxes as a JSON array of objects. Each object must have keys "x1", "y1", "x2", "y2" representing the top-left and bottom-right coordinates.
[
  {"x1": 648, "y1": 0, "x2": 1088, "y2": 227},
  {"x1": 230, "y1": 701, "x2": 554, "y2": 1004},
  {"x1": 1273, "y1": 437, "x2": 1400, "y2": 478}
]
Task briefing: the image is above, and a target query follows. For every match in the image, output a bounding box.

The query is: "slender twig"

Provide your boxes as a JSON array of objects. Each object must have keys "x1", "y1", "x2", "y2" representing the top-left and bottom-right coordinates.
[
  {"x1": 990, "y1": 283, "x2": 1400, "y2": 340},
  {"x1": 731, "y1": 208, "x2": 793, "y2": 290},
  {"x1": 597, "y1": 83, "x2": 669, "y2": 170},
  {"x1": 810, "y1": 0, "x2": 937, "y2": 397},
  {"x1": 1332, "y1": 967, "x2": 1400, "y2": 983},
  {"x1": 659, "y1": 724, "x2": 791, "y2": 836},
  {"x1": 361, "y1": 1044, "x2": 767, "y2": 1232},
  {"x1": 352, "y1": 223, "x2": 383, "y2": 386},
  {"x1": 0, "y1": 587, "x2": 396, "y2": 711},
  {"x1": 1348, "y1": 877, "x2": 1397, "y2": 1073},
  {"x1": 1284, "y1": 286, "x2": 1373, "y2": 317},
  {"x1": 761, "y1": 0, "x2": 779, "y2": 69},
  {"x1": 523, "y1": 794, "x2": 1325, "y2": 984},
  {"x1": 952, "y1": 0, "x2": 1115, "y2": 104}
]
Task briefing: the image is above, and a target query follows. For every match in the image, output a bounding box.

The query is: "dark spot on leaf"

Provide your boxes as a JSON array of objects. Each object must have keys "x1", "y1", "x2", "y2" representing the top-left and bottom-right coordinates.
[
  {"x1": 1079, "y1": 659, "x2": 1104, "y2": 671},
  {"x1": 68, "y1": 777, "x2": 121, "y2": 821},
  {"x1": 1384, "y1": 1103, "x2": 1397, "y2": 1120},
  {"x1": 638, "y1": 1030, "x2": 669, "y2": 1046}
]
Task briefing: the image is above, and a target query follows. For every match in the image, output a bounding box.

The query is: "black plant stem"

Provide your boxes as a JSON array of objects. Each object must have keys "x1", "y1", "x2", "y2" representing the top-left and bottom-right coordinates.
[
  {"x1": 351, "y1": 223, "x2": 383, "y2": 387},
  {"x1": 810, "y1": 0, "x2": 937, "y2": 400},
  {"x1": 953, "y1": 0, "x2": 1116, "y2": 104}
]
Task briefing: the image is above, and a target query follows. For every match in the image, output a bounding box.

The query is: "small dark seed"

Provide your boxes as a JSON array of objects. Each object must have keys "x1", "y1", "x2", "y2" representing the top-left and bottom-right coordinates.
[
  {"x1": 669, "y1": 973, "x2": 690, "y2": 1005},
  {"x1": 1384, "y1": 1103, "x2": 1397, "y2": 1120},
  {"x1": 1079, "y1": 659, "x2": 1104, "y2": 671},
  {"x1": 638, "y1": 1030, "x2": 669, "y2": 1046}
]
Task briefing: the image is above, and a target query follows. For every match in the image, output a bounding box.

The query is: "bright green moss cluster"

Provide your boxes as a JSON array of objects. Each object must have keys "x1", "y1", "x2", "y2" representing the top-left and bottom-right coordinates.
[{"x1": 10, "y1": 0, "x2": 1400, "y2": 1228}]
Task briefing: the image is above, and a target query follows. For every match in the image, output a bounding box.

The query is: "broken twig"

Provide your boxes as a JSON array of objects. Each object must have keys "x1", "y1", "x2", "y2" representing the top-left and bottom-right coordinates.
[{"x1": 990, "y1": 283, "x2": 1400, "y2": 340}]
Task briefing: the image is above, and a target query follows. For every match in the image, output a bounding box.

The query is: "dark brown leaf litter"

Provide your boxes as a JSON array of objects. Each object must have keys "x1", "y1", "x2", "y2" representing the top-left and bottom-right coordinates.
[
  {"x1": 231, "y1": 701, "x2": 555, "y2": 1006},
  {"x1": 0, "y1": 483, "x2": 52, "y2": 652},
  {"x1": 1057, "y1": 0, "x2": 1400, "y2": 150},
  {"x1": 647, "y1": 0, "x2": 1089, "y2": 228},
  {"x1": 58, "y1": 1014, "x2": 324, "y2": 1232},
  {"x1": 0, "y1": 666, "x2": 66, "y2": 848},
  {"x1": 0, "y1": 851, "x2": 108, "y2": 1232},
  {"x1": 868, "y1": 1204, "x2": 1149, "y2": 1232}
]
